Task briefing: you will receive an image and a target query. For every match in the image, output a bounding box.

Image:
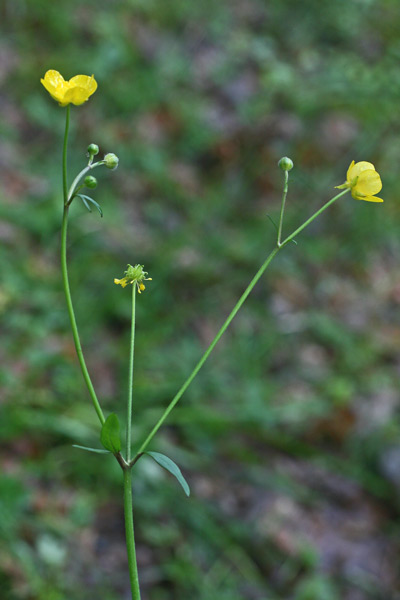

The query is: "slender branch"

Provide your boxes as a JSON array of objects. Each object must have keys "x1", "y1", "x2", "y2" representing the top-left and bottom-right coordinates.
[
  {"x1": 123, "y1": 469, "x2": 141, "y2": 600},
  {"x1": 126, "y1": 285, "x2": 137, "y2": 462},
  {"x1": 277, "y1": 170, "x2": 289, "y2": 246},
  {"x1": 135, "y1": 246, "x2": 280, "y2": 456},
  {"x1": 134, "y1": 187, "x2": 350, "y2": 458},
  {"x1": 60, "y1": 108, "x2": 105, "y2": 425}
]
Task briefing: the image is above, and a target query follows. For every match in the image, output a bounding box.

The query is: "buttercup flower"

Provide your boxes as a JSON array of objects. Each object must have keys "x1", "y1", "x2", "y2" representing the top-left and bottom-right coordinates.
[
  {"x1": 41, "y1": 70, "x2": 97, "y2": 107},
  {"x1": 336, "y1": 161, "x2": 383, "y2": 203},
  {"x1": 114, "y1": 264, "x2": 152, "y2": 294}
]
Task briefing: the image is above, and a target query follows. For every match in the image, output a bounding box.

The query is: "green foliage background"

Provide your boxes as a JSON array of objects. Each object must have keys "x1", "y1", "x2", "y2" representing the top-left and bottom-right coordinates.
[{"x1": 1, "y1": 0, "x2": 400, "y2": 598}]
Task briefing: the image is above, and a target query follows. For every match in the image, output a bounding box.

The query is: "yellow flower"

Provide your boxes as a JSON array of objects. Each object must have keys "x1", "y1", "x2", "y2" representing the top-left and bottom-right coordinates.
[
  {"x1": 114, "y1": 265, "x2": 152, "y2": 293},
  {"x1": 41, "y1": 70, "x2": 97, "y2": 107},
  {"x1": 336, "y1": 161, "x2": 383, "y2": 203}
]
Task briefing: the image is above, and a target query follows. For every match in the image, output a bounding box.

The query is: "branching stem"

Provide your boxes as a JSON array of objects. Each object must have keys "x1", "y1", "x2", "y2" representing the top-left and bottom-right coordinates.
[{"x1": 135, "y1": 187, "x2": 350, "y2": 457}]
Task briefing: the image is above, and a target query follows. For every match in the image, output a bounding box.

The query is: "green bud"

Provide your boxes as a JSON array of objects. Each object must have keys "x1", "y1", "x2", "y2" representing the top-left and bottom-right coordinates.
[
  {"x1": 278, "y1": 157, "x2": 294, "y2": 171},
  {"x1": 87, "y1": 143, "x2": 99, "y2": 157},
  {"x1": 84, "y1": 175, "x2": 98, "y2": 189},
  {"x1": 104, "y1": 153, "x2": 119, "y2": 170}
]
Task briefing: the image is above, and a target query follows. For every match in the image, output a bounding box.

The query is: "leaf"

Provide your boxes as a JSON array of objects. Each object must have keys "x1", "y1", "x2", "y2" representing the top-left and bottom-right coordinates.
[
  {"x1": 266, "y1": 213, "x2": 278, "y2": 232},
  {"x1": 146, "y1": 451, "x2": 190, "y2": 497},
  {"x1": 77, "y1": 194, "x2": 103, "y2": 217},
  {"x1": 100, "y1": 414, "x2": 121, "y2": 453},
  {"x1": 77, "y1": 194, "x2": 92, "y2": 212},
  {"x1": 72, "y1": 444, "x2": 111, "y2": 454}
]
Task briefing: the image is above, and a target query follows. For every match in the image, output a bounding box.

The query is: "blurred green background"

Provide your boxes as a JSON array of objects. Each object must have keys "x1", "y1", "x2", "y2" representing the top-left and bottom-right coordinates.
[{"x1": 1, "y1": 0, "x2": 400, "y2": 598}]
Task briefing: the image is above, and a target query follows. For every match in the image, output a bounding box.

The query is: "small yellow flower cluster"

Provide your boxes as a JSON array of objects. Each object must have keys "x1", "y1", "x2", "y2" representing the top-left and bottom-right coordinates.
[
  {"x1": 114, "y1": 265, "x2": 152, "y2": 294},
  {"x1": 337, "y1": 161, "x2": 383, "y2": 203},
  {"x1": 41, "y1": 70, "x2": 97, "y2": 106}
]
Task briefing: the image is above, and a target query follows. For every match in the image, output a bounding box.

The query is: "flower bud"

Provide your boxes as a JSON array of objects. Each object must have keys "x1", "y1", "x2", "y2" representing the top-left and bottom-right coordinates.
[
  {"x1": 87, "y1": 143, "x2": 99, "y2": 157},
  {"x1": 104, "y1": 153, "x2": 119, "y2": 170},
  {"x1": 84, "y1": 175, "x2": 98, "y2": 189},
  {"x1": 278, "y1": 157, "x2": 294, "y2": 171}
]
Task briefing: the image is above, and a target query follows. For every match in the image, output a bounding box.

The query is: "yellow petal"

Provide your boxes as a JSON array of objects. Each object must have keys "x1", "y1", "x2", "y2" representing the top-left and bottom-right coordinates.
[
  {"x1": 63, "y1": 86, "x2": 91, "y2": 106},
  {"x1": 41, "y1": 70, "x2": 65, "y2": 92},
  {"x1": 68, "y1": 74, "x2": 97, "y2": 94},
  {"x1": 361, "y1": 195, "x2": 384, "y2": 203},
  {"x1": 45, "y1": 88, "x2": 67, "y2": 104},
  {"x1": 347, "y1": 161, "x2": 375, "y2": 183},
  {"x1": 41, "y1": 70, "x2": 69, "y2": 104},
  {"x1": 355, "y1": 170, "x2": 382, "y2": 196}
]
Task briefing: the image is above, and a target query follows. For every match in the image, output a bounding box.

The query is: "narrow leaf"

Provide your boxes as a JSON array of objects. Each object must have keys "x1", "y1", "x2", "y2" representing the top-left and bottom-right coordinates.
[
  {"x1": 80, "y1": 194, "x2": 103, "y2": 218},
  {"x1": 73, "y1": 444, "x2": 111, "y2": 454},
  {"x1": 146, "y1": 451, "x2": 190, "y2": 497},
  {"x1": 266, "y1": 213, "x2": 278, "y2": 232},
  {"x1": 100, "y1": 414, "x2": 121, "y2": 453},
  {"x1": 77, "y1": 194, "x2": 92, "y2": 212}
]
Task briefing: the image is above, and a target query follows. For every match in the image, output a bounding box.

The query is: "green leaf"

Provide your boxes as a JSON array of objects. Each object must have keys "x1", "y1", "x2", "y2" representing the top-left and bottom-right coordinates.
[
  {"x1": 100, "y1": 414, "x2": 121, "y2": 453},
  {"x1": 77, "y1": 194, "x2": 103, "y2": 217},
  {"x1": 77, "y1": 194, "x2": 92, "y2": 212},
  {"x1": 72, "y1": 444, "x2": 111, "y2": 454},
  {"x1": 146, "y1": 451, "x2": 190, "y2": 497}
]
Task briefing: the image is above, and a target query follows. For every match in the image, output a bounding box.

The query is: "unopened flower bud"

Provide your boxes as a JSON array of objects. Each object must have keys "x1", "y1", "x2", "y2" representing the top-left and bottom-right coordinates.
[
  {"x1": 104, "y1": 153, "x2": 119, "y2": 170},
  {"x1": 84, "y1": 175, "x2": 98, "y2": 189},
  {"x1": 87, "y1": 143, "x2": 99, "y2": 157},
  {"x1": 278, "y1": 157, "x2": 294, "y2": 171}
]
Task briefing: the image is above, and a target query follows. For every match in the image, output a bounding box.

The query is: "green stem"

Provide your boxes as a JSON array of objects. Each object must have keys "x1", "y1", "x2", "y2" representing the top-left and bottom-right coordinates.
[
  {"x1": 61, "y1": 207, "x2": 105, "y2": 425},
  {"x1": 60, "y1": 107, "x2": 105, "y2": 425},
  {"x1": 126, "y1": 285, "x2": 137, "y2": 462},
  {"x1": 277, "y1": 170, "x2": 289, "y2": 246},
  {"x1": 123, "y1": 469, "x2": 141, "y2": 600},
  {"x1": 135, "y1": 187, "x2": 349, "y2": 458},
  {"x1": 62, "y1": 106, "x2": 70, "y2": 204}
]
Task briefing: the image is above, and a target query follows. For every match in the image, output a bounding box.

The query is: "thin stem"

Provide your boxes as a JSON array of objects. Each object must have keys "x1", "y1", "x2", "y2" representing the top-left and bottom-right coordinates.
[
  {"x1": 61, "y1": 207, "x2": 105, "y2": 425},
  {"x1": 126, "y1": 285, "x2": 137, "y2": 462},
  {"x1": 281, "y1": 188, "x2": 349, "y2": 247},
  {"x1": 62, "y1": 105, "x2": 70, "y2": 204},
  {"x1": 123, "y1": 469, "x2": 141, "y2": 600},
  {"x1": 60, "y1": 107, "x2": 105, "y2": 425},
  {"x1": 277, "y1": 170, "x2": 289, "y2": 246},
  {"x1": 134, "y1": 187, "x2": 350, "y2": 458},
  {"x1": 135, "y1": 246, "x2": 280, "y2": 456}
]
